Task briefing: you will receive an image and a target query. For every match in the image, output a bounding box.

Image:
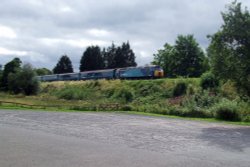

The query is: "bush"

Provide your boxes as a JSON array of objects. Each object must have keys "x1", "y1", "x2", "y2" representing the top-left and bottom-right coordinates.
[
  {"x1": 183, "y1": 91, "x2": 220, "y2": 108},
  {"x1": 212, "y1": 100, "x2": 241, "y2": 121},
  {"x1": 8, "y1": 64, "x2": 40, "y2": 95},
  {"x1": 121, "y1": 105, "x2": 133, "y2": 111},
  {"x1": 112, "y1": 86, "x2": 134, "y2": 103},
  {"x1": 137, "y1": 84, "x2": 162, "y2": 97},
  {"x1": 173, "y1": 81, "x2": 187, "y2": 97},
  {"x1": 200, "y1": 72, "x2": 219, "y2": 90},
  {"x1": 55, "y1": 86, "x2": 94, "y2": 100}
]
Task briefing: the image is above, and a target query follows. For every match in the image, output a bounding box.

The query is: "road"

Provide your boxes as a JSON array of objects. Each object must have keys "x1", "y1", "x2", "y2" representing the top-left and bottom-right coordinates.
[{"x1": 0, "y1": 110, "x2": 250, "y2": 167}]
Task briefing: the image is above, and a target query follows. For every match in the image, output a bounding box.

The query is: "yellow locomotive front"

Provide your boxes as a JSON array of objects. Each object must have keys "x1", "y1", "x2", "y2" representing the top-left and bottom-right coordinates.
[{"x1": 153, "y1": 66, "x2": 164, "y2": 78}]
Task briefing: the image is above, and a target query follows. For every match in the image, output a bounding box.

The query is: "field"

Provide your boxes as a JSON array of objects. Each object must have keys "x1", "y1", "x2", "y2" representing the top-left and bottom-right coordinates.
[{"x1": 0, "y1": 78, "x2": 249, "y2": 123}]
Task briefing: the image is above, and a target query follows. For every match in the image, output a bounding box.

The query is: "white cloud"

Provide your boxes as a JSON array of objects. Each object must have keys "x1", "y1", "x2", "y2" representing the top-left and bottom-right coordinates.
[
  {"x1": 59, "y1": 6, "x2": 72, "y2": 13},
  {"x1": 0, "y1": 47, "x2": 27, "y2": 56},
  {"x1": 1, "y1": 0, "x2": 250, "y2": 69},
  {"x1": 87, "y1": 29, "x2": 111, "y2": 37},
  {"x1": 0, "y1": 25, "x2": 17, "y2": 39},
  {"x1": 40, "y1": 37, "x2": 109, "y2": 48}
]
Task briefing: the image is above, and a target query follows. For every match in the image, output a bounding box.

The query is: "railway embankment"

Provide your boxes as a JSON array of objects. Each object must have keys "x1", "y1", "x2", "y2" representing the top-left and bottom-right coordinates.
[{"x1": 0, "y1": 78, "x2": 249, "y2": 123}]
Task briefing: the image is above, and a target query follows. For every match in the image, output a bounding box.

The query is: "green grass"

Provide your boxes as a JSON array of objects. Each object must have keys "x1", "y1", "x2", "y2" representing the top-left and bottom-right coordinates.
[
  {"x1": 1, "y1": 104, "x2": 250, "y2": 126},
  {"x1": 0, "y1": 78, "x2": 249, "y2": 123}
]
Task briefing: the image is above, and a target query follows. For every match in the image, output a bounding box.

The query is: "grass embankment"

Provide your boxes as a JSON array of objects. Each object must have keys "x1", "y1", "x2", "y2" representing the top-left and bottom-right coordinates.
[{"x1": 0, "y1": 78, "x2": 249, "y2": 123}]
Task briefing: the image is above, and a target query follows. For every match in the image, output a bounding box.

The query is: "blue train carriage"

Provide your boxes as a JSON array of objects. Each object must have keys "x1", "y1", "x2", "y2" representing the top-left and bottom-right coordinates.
[
  {"x1": 80, "y1": 69, "x2": 115, "y2": 80},
  {"x1": 117, "y1": 65, "x2": 164, "y2": 79},
  {"x1": 57, "y1": 73, "x2": 80, "y2": 81},
  {"x1": 38, "y1": 74, "x2": 59, "y2": 82}
]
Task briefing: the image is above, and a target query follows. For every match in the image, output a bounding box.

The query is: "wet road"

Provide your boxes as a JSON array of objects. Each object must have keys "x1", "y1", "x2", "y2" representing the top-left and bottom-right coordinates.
[{"x1": 0, "y1": 110, "x2": 250, "y2": 167}]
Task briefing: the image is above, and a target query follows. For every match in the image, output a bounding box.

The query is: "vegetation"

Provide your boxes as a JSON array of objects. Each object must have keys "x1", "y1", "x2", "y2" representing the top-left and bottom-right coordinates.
[
  {"x1": 200, "y1": 72, "x2": 219, "y2": 90},
  {"x1": 0, "y1": 58, "x2": 39, "y2": 95},
  {"x1": 0, "y1": 78, "x2": 249, "y2": 123},
  {"x1": 208, "y1": 1, "x2": 250, "y2": 97},
  {"x1": 153, "y1": 35, "x2": 209, "y2": 77},
  {"x1": 80, "y1": 42, "x2": 136, "y2": 71},
  {"x1": 0, "y1": 1, "x2": 249, "y2": 124},
  {"x1": 80, "y1": 46, "x2": 104, "y2": 71},
  {"x1": 35, "y1": 68, "x2": 52, "y2": 76},
  {"x1": 53, "y1": 55, "x2": 74, "y2": 74},
  {"x1": 0, "y1": 58, "x2": 22, "y2": 90}
]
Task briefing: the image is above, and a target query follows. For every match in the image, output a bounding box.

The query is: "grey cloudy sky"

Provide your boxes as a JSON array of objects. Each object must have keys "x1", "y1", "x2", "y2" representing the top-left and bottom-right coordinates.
[{"x1": 0, "y1": 0, "x2": 250, "y2": 71}]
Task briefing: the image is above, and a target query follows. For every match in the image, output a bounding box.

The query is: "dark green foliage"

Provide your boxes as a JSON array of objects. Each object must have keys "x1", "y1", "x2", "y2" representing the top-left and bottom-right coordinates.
[
  {"x1": 79, "y1": 42, "x2": 136, "y2": 71},
  {"x1": 173, "y1": 82, "x2": 187, "y2": 97},
  {"x1": 80, "y1": 46, "x2": 104, "y2": 71},
  {"x1": 0, "y1": 58, "x2": 22, "y2": 90},
  {"x1": 103, "y1": 43, "x2": 117, "y2": 69},
  {"x1": 200, "y1": 72, "x2": 219, "y2": 90},
  {"x1": 174, "y1": 35, "x2": 206, "y2": 77},
  {"x1": 8, "y1": 64, "x2": 40, "y2": 95},
  {"x1": 53, "y1": 55, "x2": 73, "y2": 74},
  {"x1": 119, "y1": 42, "x2": 137, "y2": 67},
  {"x1": 121, "y1": 105, "x2": 133, "y2": 111},
  {"x1": 35, "y1": 68, "x2": 52, "y2": 76},
  {"x1": 173, "y1": 107, "x2": 211, "y2": 118},
  {"x1": 153, "y1": 35, "x2": 207, "y2": 77},
  {"x1": 0, "y1": 69, "x2": 3, "y2": 88},
  {"x1": 104, "y1": 42, "x2": 137, "y2": 69},
  {"x1": 213, "y1": 100, "x2": 241, "y2": 121},
  {"x1": 208, "y1": 1, "x2": 250, "y2": 96}
]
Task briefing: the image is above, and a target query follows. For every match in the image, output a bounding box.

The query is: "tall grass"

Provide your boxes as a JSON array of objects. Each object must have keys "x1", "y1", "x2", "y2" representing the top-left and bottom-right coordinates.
[{"x1": 1, "y1": 78, "x2": 249, "y2": 122}]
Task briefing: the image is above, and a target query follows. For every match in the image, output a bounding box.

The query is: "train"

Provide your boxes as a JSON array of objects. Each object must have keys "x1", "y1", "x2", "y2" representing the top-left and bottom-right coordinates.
[{"x1": 37, "y1": 65, "x2": 164, "y2": 82}]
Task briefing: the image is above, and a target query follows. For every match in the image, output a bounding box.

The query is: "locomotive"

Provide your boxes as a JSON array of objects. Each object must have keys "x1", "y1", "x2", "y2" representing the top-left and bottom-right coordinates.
[{"x1": 37, "y1": 65, "x2": 164, "y2": 82}]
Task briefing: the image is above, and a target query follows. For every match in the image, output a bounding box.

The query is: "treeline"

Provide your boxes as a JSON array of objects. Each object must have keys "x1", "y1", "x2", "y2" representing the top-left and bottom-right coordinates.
[
  {"x1": 153, "y1": 1, "x2": 250, "y2": 97},
  {"x1": 0, "y1": 42, "x2": 136, "y2": 95},
  {"x1": 0, "y1": 1, "x2": 249, "y2": 98},
  {"x1": 53, "y1": 41, "x2": 136, "y2": 74}
]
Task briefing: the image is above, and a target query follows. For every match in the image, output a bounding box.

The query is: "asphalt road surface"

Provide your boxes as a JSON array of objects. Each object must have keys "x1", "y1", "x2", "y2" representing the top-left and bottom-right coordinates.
[{"x1": 0, "y1": 110, "x2": 250, "y2": 167}]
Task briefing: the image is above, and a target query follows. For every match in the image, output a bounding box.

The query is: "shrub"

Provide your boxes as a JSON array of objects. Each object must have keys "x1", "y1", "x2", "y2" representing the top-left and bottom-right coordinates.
[
  {"x1": 200, "y1": 72, "x2": 219, "y2": 90},
  {"x1": 181, "y1": 107, "x2": 211, "y2": 118},
  {"x1": 8, "y1": 64, "x2": 40, "y2": 95},
  {"x1": 220, "y1": 81, "x2": 239, "y2": 100},
  {"x1": 183, "y1": 91, "x2": 220, "y2": 108},
  {"x1": 112, "y1": 86, "x2": 134, "y2": 103},
  {"x1": 186, "y1": 84, "x2": 196, "y2": 96},
  {"x1": 173, "y1": 81, "x2": 187, "y2": 97},
  {"x1": 212, "y1": 99, "x2": 241, "y2": 121},
  {"x1": 121, "y1": 105, "x2": 133, "y2": 111},
  {"x1": 136, "y1": 82, "x2": 162, "y2": 97}
]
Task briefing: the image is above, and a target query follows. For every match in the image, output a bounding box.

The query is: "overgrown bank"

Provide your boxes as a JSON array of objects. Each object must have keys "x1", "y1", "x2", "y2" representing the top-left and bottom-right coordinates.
[{"x1": 1, "y1": 77, "x2": 249, "y2": 122}]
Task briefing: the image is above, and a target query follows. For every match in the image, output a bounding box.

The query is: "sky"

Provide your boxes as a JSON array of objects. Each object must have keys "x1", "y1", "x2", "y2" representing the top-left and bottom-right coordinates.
[{"x1": 0, "y1": 0, "x2": 250, "y2": 71}]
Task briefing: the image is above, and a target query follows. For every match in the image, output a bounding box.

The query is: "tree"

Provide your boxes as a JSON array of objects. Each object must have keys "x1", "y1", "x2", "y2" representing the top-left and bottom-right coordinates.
[
  {"x1": 35, "y1": 68, "x2": 52, "y2": 76},
  {"x1": 80, "y1": 46, "x2": 104, "y2": 71},
  {"x1": 153, "y1": 35, "x2": 207, "y2": 77},
  {"x1": 104, "y1": 42, "x2": 137, "y2": 69},
  {"x1": 0, "y1": 58, "x2": 22, "y2": 90},
  {"x1": 173, "y1": 35, "x2": 206, "y2": 77},
  {"x1": 119, "y1": 42, "x2": 137, "y2": 67},
  {"x1": 103, "y1": 43, "x2": 117, "y2": 69},
  {"x1": 53, "y1": 55, "x2": 73, "y2": 74},
  {"x1": 208, "y1": 1, "x2": 250, "y2": 96},
  {"x1": 152, "y1": 43, "x2": 176, "y2": 77},
  {"x1": 8, "y1": 63, "x2": 39, "y2": 95}
]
